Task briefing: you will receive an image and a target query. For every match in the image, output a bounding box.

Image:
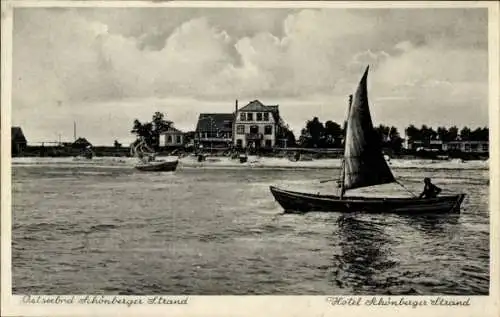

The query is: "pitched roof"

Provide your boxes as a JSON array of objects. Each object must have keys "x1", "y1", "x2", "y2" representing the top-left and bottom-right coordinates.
[
  {"x1": 11, "y1": 127, "x2": 27, "y2": 143},
  {"x1": 239, "y1": 100, "x2": 278, "y2": 112},
  {"x1": 238, "y1": 100, "x2": 281, "y2": 123},
  {"x1": 160, "y1": 126, "x2": 184, "y2": 134},
  {"x1": 73, "y1": 137, "x2": 92, "y2": 146},
  {"x1": 195, "y1": 113, "x2": 234, "y2": 133}
]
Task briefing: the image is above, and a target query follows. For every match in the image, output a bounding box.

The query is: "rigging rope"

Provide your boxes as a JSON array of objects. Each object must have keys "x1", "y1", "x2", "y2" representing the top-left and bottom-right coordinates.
[{"x1": 395, "y1": 180, "x2": 418, "y2": 197}]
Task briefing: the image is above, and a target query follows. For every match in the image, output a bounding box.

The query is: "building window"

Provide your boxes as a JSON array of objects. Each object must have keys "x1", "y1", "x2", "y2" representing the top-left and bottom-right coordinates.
[
  {"x1": 464, "y1": 143, "x2": 471, "y2": 152},
  {"x1": 176, "y1": 135, "x2": 182, "y2": 144},
  {"x1": 167, "y1": 135, "x2": 173, "y2": 143},
  {"x1": 247, "y1": 113, "x2": 253, "y2": 121},
  {"x1": 264, "y1": 125, "x2": 273, "y2": 135},
  {"x1": 250, "y1": 125, "x2": 259, "y2": 134},
  {"x1": 236, "y1": 139, "x2": 243, "y2": 148},
  {"x1": 257, "y1": 113, "x2": 263, "y2": 121},
  {"x1": 482, "y1": 144, "x2": 488, "y2": 152},
  {"x1": 237, "y1": 125, "x2": 245, "y2": 134},
  {"x1": 264, "y1": 112, "x2": 269, "y2": 121},
  {"x1": 240, "y1": 113, "x2": 246, "y2": 121},
  {"x1": 265, "y1": 140, "x2": 272, "y2": 148}
]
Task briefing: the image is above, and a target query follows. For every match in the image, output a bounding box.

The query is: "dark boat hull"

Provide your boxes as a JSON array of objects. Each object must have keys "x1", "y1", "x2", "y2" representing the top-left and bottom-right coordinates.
[
  {"x1": 135, "y1": 160, "x2": 179, "y2": 172},
  {"x1": 269, "y1": 186, "x2": 465, "y2": 214}
]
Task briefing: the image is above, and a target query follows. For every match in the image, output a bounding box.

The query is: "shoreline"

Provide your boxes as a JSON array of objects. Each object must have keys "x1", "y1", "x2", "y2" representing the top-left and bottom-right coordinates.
[{"x1": 10, "y1": 156, "x2": 489, "y2": 170}]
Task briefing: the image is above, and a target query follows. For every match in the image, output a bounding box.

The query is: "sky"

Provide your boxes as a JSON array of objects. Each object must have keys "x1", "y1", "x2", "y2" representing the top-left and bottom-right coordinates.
[{"x1": 11, "y1": 6, "x2": 489, "y2": 146}]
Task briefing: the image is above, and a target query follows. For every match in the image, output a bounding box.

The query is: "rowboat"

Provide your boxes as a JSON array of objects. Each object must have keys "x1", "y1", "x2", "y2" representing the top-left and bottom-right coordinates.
[
  {"x1": 134, "y1": 160, "x2": 179, "y2": 172},
  {"x1": 131, "y1": 138, "x2": 178, "y2": 172},
  {"x1": 269, "y1": 66, "x2": 466, "y2": 214},
  {"x1": 269, "y1": 186, "x2": 465, "y2": 214}
]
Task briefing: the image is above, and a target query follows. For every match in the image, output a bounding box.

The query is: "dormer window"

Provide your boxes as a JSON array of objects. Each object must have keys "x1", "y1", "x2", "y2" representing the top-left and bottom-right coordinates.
[
  {"x1": 240, "y1": 113, "x2": 246, "y2": 121},
  {"x1": 256, "y1": 113, "x2": 263, "y2": 121},
  {"x1": 264, "y1": 112, "x2": 269, "y2": 121},
  {"x1": 247, "y1": 113, "x2": 253, "y2": 121}
]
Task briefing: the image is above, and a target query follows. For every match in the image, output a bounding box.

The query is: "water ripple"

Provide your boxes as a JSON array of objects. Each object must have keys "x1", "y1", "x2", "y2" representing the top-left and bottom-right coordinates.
[{"x1": 12, "y1": 165, "x2": 489, "y2": 295}]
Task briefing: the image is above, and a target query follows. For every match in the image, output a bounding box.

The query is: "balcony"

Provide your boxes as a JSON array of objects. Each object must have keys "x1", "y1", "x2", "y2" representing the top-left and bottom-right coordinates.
[
  {"x1": 196, "y1": 137, "x2": 232, "y2": 142},
  {"x1": 246, "y1": 133, "x2": 263, "y2": 140}
]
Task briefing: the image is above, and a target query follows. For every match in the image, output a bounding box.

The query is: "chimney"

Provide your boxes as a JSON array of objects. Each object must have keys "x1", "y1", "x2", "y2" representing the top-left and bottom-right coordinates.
[{"x1": 235, "y1": 99, "x2": 239, "y2": 113}]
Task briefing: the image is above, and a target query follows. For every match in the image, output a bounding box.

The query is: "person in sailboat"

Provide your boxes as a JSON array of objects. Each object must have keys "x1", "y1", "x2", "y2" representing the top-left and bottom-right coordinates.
[{"x1": 419, "y1": 177, "x2": 442, "y2": 199}]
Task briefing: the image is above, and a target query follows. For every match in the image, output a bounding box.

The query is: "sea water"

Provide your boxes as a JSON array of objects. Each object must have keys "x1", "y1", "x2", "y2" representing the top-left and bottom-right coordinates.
[{"x1": 11, "y1": 159, "x2": 489, "y2": 295}]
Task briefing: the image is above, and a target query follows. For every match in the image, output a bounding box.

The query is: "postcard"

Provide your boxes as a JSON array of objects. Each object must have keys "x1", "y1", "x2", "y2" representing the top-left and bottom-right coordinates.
[{"x1": 1, "y1": 1, "x2": 499, "y2": 316}]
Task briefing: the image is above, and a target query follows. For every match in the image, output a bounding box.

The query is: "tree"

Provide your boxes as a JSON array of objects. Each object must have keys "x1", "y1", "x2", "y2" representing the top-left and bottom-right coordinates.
[
  {"x1": 150, "y1": 112, "x2": 173, "y2": 150},
  {"x1": 324, "y1": 120, "x2": 343, "y2": 147},
  {"x1": 448, "y1": 126, "x2": 459, "y2": 141},
  {"x1": 305, "y1": 117, "x2": 325, "y2": 147},
  {"x1": 375, "y1": 124, "x2": 390, "y2": 143},
  {"x1": 405, "y1": 124, "x2": 420, "y2": 141},
  {"x1": 131, "y1": 119, "x2": 153, "y2": 140},
  {"x1": 373, "y1": 125, "x2": 402, "y2": 153},
  {"x1": 298, "y1": 128, "x2": 310, "y2": 147},
  {"x1": 152, "y1": 111, "x2": 173, "y2": 133},
  {"x1": 388, "y1": 126, "x2": 398, "y2": 140},
  {"x1": 131, "y1": 112, "x2": 173, "y2": 150},
  {"x1": 418, "y1": 125, "x2": 437, "y2": 142},
  {"x1": 460, "y1": 126, "x2": 471, "y2": 141},
  {"x1": 388, "y1": 126, "x2": 403, "y2": 153},
  {"x1": 436, "y1": 126, "x2": 449, "y2": 141},
  {"x1": 131, "y1": 119, "x2": 142, "y2": 135},
  {"x1": 470, "y1": 127, "x2": 489, "y2": 141}
]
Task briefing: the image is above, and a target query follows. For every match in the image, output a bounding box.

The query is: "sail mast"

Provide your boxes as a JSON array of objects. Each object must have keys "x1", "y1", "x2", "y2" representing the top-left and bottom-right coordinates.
[{"x1": 339, "y1": 94, "x2": 353, "y2": 199}]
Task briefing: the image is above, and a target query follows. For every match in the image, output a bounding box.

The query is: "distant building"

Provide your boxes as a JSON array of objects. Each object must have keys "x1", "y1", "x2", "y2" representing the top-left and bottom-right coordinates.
[
  {"x1": 233, "y1": 99, "x2": 284, "y2": 149},
  {"x1": 405, "y1": 138, "x2": 488, "y2": 153},
  {"x1": 443, "y1": 140, "x2": 489, "y2": 153},
  {"x1": 72, "y1": 137, "x2": 92, "y2": 149},
  {"x1": 194, "y1": 113, "x2": 234, "y2": 150},
  {"x1": 160, "y1": 126, "x2": 185, "y2": 148},
  {"x1": 11, "y1": 126, "x2": 27, "y2": 156}
]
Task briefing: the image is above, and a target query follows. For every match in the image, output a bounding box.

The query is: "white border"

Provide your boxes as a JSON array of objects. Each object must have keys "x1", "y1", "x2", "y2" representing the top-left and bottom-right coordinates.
[{"x1": 1, "y1": 1, "x2": 499, "y2": 317}]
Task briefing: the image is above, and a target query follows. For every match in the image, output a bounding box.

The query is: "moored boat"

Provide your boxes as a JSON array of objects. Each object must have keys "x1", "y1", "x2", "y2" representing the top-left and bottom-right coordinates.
[
  {"x1": 269, "y1": 66, "x2": 466, "y2": 214},
  {"x1": 134, "y1": 160, "x2": 178, "y2": 172},
  {"x1": 131, "y1": 137, "x2": 179, "y2": 172},
  {"x1": 239, "y1": 154, "x2": 248, "y2": 163}
]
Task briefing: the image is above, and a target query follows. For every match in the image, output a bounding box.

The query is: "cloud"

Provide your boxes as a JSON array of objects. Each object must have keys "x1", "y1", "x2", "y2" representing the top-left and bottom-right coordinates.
[{"x1": 11, "y1": 7, "x2": 489, "y2": 145}]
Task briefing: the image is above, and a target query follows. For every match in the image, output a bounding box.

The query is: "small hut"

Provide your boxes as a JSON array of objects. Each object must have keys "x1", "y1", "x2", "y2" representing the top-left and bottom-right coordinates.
[{"x1": 11, "y1": 127, "x2": 27, "y2": 156}]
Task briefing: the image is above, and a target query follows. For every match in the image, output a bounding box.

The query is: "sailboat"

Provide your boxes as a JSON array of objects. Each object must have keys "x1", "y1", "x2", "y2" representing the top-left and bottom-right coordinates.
[
  {"x1": 131, "y1": 138, "x2": 179, "y2": 172},
  {"x1": 269, "y1": 66, "x2": 465, "y2": 214}
]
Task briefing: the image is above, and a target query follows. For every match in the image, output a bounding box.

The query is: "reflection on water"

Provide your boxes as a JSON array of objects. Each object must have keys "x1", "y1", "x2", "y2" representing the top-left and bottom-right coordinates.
[{"x1": 333, "y1": 215, "x2": 397, "y2": 294}]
